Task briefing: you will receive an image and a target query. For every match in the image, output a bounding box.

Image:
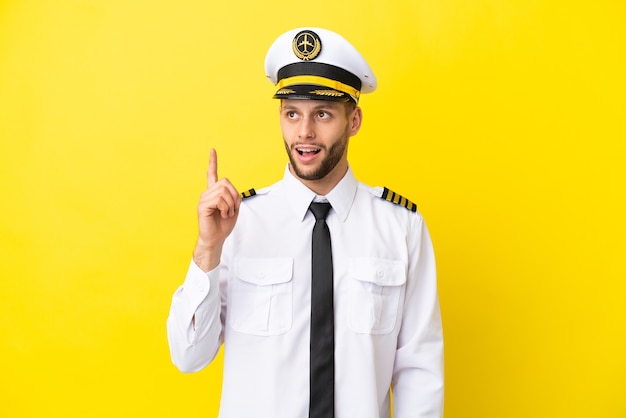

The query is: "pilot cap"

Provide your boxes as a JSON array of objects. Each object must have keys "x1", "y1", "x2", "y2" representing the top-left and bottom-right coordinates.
[{"x1": 264, "y1": 27, "x2": 377, "y2": 103}]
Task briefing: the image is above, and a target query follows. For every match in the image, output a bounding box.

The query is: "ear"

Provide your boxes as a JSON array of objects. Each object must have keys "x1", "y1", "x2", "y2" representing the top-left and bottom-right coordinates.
[{"x1": 348, "y1": 106, "x2": 363, "y2": 136}]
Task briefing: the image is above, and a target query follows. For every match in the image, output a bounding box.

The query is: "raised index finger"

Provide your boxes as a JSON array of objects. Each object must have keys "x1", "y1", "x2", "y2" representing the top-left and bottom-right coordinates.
[{"x1": 208, "y1": 148, "x2": 218, "y2": 187}]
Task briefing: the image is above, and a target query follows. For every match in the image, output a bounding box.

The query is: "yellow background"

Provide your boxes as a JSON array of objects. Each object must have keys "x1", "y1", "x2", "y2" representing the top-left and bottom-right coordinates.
[{"x1": 1, "y1": 0, "x2": 624, "y2": 416}]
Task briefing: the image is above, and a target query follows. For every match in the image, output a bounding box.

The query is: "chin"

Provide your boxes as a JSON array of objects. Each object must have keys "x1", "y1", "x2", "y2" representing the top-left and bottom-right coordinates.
[{"x1": 292, "y1": 165, "x2": 323, "y2": 181}]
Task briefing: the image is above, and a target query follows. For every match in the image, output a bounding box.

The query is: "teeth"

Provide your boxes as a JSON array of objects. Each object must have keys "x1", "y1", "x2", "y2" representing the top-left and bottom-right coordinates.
[{"x1": 296, "y1": 147, "x2": 320, "y2": 154}]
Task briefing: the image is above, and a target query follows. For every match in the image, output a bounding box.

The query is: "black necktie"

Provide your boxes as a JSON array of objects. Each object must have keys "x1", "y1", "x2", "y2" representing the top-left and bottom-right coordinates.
[{"x1": 309, "y1": 202, "x2": 334, "y2": 418}]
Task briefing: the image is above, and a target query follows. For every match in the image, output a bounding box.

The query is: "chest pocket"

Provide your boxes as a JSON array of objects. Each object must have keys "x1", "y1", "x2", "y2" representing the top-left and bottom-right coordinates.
[
  {"x1": 347, "y1": 258, "x2": 406, "y2": 334},
  {"x1": 229, "y1": 257, "x2": 294, "y2": 336}
]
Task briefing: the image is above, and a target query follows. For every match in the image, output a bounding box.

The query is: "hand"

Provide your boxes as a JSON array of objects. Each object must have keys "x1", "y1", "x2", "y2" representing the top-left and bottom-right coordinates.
[{"x1": 193, "y1": 148, "x2": 241, "y2": 272}]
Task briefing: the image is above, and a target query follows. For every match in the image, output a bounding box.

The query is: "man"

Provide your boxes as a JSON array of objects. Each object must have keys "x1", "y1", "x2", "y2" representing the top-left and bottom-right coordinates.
[{"x1": 167, "y1": 27, "x2": 444, "y2": 417}]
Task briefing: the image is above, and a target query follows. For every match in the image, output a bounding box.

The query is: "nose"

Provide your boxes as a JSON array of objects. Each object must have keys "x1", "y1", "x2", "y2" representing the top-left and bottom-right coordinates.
[{"x1": 298, "y1": 116, "x2": 315, "y2": 139}]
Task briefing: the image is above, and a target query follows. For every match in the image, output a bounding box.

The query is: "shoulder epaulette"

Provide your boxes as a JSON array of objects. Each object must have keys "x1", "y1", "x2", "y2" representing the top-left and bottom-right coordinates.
[
  {"x1": 240, "y1": 188, "x2": 257, "y2": 199},
  {"x1": 380, "y1": 187, "x2": 417, "y2": 212}
]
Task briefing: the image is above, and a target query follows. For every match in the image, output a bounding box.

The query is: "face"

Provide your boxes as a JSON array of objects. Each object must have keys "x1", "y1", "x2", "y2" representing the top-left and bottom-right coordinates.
[{"x1": 279, "y1": 99, "x2": 361, "y2": 190}]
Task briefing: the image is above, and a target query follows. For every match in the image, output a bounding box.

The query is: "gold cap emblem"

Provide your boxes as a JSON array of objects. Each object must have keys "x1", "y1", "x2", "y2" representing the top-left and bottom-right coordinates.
[
  {"x1": 310, "y1": 89, "x2": 345, "y2": 97},
  {"x1": 292, "y1": 30, "x2": 322, "y2": 61}
]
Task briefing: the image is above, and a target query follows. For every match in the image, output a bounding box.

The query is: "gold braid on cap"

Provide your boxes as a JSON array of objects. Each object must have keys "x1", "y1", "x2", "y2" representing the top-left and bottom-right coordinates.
[{"x1": 277, "y1": 75, "x2": 360, "y2": 100}]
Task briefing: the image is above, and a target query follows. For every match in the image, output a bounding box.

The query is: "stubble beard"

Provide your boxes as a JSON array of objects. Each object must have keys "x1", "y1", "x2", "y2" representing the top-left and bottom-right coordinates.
[{"x1": 285, "y1": 131, "x2": 349, "y2": 181}]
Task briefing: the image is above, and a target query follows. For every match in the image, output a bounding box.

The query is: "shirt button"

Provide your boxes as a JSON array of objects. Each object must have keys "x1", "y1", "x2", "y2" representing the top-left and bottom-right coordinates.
[{"x1": 377, "y1": 270, "x2": 384, "y2": 277}]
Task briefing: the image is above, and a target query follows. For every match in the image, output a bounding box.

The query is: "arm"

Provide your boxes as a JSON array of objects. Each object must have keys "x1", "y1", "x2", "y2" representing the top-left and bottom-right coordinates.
[
  {"x1": 166, "y1": 149, "x2": 241, "y2": 372},
  {"x1": 392, "y1": 215, "x2": 444, "y2": 417},
  {"x1": 166, "y1": 261, "x2": 224, "y2": 372}
]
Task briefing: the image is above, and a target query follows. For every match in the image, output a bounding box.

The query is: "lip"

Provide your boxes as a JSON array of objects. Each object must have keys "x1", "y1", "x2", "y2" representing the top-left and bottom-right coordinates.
[{"x1": 294, "y1": 145, "x2": 322, "y2": 164}]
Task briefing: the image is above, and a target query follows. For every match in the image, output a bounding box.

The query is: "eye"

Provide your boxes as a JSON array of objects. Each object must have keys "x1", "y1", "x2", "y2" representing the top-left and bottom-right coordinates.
[{"x1": 317, "y1": 111, "x2": 329, "y2": 119}]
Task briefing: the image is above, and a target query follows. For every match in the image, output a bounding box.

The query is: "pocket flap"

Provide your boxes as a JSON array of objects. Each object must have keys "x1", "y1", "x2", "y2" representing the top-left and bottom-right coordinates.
[
  {"x1": 349, "y1": 258, "x2": 406, "y2": 286},
  {"x1": 234, "y1": 257, "x2": 294, "y2": 286}
]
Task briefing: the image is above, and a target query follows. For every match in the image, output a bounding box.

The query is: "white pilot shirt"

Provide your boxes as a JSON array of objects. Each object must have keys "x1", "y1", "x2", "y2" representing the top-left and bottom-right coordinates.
[{"x1": 167, "y1": 165, "x2": 444, "y2": 418}]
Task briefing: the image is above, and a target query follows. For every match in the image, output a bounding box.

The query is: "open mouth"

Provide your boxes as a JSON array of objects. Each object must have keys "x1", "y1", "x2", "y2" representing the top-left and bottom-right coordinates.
[{"x1": 296, "y1": 146, "x2": 321, "y2": 156}]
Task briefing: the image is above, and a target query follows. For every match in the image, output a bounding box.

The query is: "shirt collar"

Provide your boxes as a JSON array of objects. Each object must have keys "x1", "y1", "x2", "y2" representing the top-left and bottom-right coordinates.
[{"x1": 280, "y1": 164, "x2": 357, "y2": 223}]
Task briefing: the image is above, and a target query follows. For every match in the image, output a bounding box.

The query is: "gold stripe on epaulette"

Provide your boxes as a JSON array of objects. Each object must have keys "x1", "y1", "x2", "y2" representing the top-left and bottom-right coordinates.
[
  {"x1": 381, "y1": 187, "x2": 417, "y2": 212},
  {"x1": 241, "y1": 188, "x2": 256, "y2": 199}
]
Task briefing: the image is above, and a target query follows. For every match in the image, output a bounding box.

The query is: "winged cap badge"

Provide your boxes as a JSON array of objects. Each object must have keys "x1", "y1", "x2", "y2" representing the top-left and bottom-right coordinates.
[{"x1": 292, "y1": 30, "x2": 322, "y2": 61}]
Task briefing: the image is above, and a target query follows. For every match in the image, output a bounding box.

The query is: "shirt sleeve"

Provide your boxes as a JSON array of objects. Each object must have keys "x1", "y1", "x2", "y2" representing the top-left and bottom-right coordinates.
[
  {"x1": 166, "y1": 259, "x2": 225, "y2": 373},
  {"x1": 392, "y1": 214, "x2": 444, "y2": 417}
]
